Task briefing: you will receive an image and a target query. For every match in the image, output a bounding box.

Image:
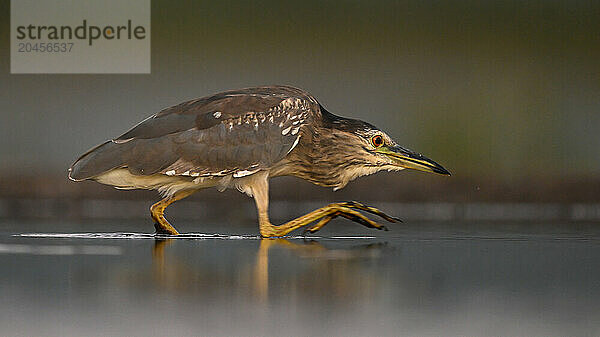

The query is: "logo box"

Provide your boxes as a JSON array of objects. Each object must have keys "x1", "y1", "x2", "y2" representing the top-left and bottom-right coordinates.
[{"x1": 11, "y1": 0, "x2": 150, "y2": 74}]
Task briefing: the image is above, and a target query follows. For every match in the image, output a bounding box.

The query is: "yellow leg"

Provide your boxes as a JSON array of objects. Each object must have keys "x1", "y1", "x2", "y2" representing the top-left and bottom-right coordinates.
[
  {"x1": 304, "y1": 211, "x2": 343, "y2": 234},
  {"x1": 249, "y1": 173, "x2": 399, "y2": 238},
  {"x1": 150, "y1": 189, "x2": 197, "y2": 235},
  {"x1": 258, "y1": 203, "x2": 394, "y2": 237},
  {"x1": 303, "y1": 201, "x2": 403, "y2": 234}
]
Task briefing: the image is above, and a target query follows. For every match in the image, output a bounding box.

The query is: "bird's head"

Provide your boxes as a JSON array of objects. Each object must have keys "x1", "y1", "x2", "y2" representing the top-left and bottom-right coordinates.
[
  {"x1": 321, "y1": 108, "x2": 451, "y2": 177},
  {"x1": 352, "y1": 127, "x2": 451, "y2": 176}
]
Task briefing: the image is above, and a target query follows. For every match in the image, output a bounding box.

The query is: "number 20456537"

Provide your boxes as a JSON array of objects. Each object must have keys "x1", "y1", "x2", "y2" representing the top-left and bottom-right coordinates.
[{"x1": 17, "y1": 42, "x2": 74, "y2": 53}]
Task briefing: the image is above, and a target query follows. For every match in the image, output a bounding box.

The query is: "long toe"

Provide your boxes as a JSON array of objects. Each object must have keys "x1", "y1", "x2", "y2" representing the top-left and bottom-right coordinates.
[{"x1": 345, "y1": 201, "x2": 402, "y2": 223}]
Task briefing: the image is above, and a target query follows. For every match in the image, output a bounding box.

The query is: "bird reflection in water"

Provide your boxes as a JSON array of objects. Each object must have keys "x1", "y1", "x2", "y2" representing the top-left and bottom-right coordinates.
[{"x1": 150, "y1": 238, "x2": 391, "y2": 304}]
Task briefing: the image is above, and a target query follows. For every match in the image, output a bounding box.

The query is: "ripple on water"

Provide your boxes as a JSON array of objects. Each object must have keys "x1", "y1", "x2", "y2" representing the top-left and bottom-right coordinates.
[{"x1": 14, "y1": 232, "x2": 378, "y2": 240}]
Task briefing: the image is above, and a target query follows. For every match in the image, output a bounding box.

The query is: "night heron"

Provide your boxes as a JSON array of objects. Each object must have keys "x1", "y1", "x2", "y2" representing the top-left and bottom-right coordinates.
[{"x1": 69, "y1": 85, "x2": 450, "y2": 237}]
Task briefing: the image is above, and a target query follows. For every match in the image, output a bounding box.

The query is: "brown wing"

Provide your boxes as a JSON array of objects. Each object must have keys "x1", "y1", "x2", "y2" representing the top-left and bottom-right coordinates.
[{"x1": 68, "y1": 85, "x2": 318, "y2": 181}]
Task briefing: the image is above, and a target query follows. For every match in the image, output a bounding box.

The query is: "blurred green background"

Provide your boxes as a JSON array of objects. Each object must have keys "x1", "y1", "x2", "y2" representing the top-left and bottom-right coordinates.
[{"x1": 0, "y1": 0, "x2": 599, "y2": 210}]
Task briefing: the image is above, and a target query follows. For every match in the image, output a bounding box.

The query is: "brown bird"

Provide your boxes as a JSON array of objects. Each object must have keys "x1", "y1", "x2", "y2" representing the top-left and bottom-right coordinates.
[{"x1": 69, "y1": 85, "x2": 450, "y2": 237}]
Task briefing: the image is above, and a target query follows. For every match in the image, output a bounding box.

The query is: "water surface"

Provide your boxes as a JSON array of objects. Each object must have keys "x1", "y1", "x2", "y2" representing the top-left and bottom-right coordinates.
[{"x1": 1, "y1": 220, "x2": 599, "y2": 336}]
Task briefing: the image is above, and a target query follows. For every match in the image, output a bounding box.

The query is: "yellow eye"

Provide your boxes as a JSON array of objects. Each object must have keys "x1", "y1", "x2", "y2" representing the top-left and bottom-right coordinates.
[{"x1": 371, "y1": 135, "x2": 384, "y2": 147}]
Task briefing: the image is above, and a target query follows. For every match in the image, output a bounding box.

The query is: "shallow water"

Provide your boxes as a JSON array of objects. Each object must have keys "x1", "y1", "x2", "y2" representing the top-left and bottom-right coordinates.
[{"x1": 1, "y1": 220, "x2": 599, "y2": 337}]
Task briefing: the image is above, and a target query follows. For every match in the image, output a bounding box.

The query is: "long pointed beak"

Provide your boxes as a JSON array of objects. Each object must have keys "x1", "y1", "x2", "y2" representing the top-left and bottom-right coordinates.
[{"x1": 375, "y1": 145, "x2": 451, "y2": 176}]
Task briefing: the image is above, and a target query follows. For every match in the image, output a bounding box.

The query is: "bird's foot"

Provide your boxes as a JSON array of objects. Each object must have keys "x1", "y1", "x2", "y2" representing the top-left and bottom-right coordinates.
[
  {"x1": 261, "y1": 201, "x2": 399, "y2": 238},
  {"x1": 153, "y1": 221, "x2": 179, "y2": 235},
  {"x1": 340, "y1": 201, "x2": 402, "y2": 223},
  {"x1": 303, "y1": 202, "x2": 397, "y2": 235}
]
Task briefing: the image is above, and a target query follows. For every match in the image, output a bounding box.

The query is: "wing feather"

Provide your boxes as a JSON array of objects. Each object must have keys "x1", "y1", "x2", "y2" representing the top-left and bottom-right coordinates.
[{"x1": 69, "y1": 86, "x2": 317, "y2": 181}]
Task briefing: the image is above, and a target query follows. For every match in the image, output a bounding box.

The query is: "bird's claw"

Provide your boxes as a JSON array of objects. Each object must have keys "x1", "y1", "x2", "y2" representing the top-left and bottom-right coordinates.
[
  {"x1": 302, "y1": 227, "x2": 316, "y2": 236},
  {"x1": 369, "y1": 222, "x2": 388, "y2": 231},
  {"x1": 342, "y1": 201, "x2": 402, "y2": 223}
]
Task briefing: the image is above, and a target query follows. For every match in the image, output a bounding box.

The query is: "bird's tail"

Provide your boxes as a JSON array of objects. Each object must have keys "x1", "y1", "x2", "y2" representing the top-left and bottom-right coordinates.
[{"x1": 68, "y1": 141, "x2": 129, "y2": 181}]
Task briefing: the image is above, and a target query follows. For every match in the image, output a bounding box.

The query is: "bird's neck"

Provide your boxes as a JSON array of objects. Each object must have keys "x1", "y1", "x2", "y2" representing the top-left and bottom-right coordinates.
[{"x1": 283, "y1": 129, "x2": 378, "y2": 190}]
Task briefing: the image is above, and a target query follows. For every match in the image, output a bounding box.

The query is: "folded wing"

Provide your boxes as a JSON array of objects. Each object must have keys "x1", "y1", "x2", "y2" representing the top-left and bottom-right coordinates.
[{"x1": 69, "y1": 86, "x2": 316, "y2": 181}]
